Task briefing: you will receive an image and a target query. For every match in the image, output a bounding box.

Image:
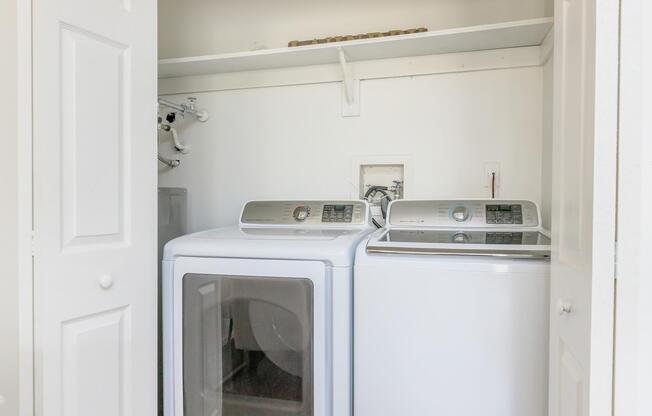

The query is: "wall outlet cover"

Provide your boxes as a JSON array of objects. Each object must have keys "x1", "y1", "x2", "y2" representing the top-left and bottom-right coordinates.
[{"x1": 484, "y1": 162, "x2": 501, "y2": 198}]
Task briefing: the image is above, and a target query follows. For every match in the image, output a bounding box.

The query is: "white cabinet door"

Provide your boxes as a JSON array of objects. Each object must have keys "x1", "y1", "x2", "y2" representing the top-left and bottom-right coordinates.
[
  {"x1": 549, "y1": 0, "x2": 619, "y2": 415},
  {"x1": 32, "y1": 0, "x2": 157, "y2": 414}
]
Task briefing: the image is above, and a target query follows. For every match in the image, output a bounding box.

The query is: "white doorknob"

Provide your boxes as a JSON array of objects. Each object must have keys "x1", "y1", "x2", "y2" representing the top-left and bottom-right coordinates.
[
  {"x1": 557, "y1": 299, "x2": 572, "y2": 315},
  {"x1": 99, "y1": 274, "x2": 114, "y2": 290}
]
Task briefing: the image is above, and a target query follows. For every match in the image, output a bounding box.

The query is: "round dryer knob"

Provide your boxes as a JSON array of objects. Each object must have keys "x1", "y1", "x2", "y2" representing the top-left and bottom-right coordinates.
[
  {"x1": 293, "y1": 206, "x2": 310, "y2": 222},
  {"x1": 451, "y1": 205, "x2": 470, "y2": 222}
]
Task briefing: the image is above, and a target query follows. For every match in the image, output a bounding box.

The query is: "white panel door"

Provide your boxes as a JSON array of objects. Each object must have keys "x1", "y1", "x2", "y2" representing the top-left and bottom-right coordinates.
[
  {"x1": 32, "y1": 0, "x2": 157, "y2": 414},
  {"x1": 549, "y1": 0, "x2": 619, "y2": 415}
]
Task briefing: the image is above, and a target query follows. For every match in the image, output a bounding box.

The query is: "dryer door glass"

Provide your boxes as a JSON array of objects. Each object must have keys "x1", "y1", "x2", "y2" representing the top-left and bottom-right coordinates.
[{"x1": 183, "y1": 274, "x2": 314, "y2": 416}]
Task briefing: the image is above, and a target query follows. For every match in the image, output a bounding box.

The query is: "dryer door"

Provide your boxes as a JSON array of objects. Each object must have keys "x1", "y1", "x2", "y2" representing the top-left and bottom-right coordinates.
[{"x1": 165, "y1": 258, "x2": 327, "y2": 416}]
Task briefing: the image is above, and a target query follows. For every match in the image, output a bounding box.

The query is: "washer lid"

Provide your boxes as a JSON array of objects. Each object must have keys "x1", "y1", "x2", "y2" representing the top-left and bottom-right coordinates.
[
  {"x1": 368, "y1": 199, "x2": 550, "y2": 258},
  {"x1": 382, "y1": 229, "x2": 550, "y2": 245},
  {"x1": 366, "y1": 229, "x2": 550, "y2": 258}
]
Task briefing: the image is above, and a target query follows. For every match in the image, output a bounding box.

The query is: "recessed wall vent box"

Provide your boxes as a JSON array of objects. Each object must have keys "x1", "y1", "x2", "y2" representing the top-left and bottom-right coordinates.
[{"x1": 358, "y1": 163, "x2": 405, "y2": 200}]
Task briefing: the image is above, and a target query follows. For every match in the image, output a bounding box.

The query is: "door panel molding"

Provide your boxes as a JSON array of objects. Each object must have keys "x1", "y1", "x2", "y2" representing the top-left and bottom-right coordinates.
[
  {"x1": 61, "y1": 307, "x2": 131, "y2": 416},
  {"x1": 60, "y1": 24, "x2": 131, "y2": 250}
]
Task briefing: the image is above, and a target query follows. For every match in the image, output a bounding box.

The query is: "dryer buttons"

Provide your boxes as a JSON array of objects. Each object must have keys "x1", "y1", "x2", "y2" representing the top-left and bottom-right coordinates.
[{"x1": 322, "y1": 204, "x2": 354, "y2": 222}]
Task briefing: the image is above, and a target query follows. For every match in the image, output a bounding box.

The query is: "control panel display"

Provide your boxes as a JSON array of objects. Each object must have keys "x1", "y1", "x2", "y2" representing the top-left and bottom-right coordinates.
[
  {"x1": 387, "y1": 200, "x2": 539, "y2": 228},
  {"x1": 322, "y1": 204, "x2": 354, "y2": 222},
  {"x1": 486, "y1": 204, "x2": 523, "y2": 225},
  {"x1": 241, "y1": 201, "x2": 367, "y2": 225}
]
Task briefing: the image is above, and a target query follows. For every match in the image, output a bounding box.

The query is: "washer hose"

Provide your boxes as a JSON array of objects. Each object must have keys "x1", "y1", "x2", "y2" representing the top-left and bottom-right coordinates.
[{"x1": 365, "y1": 186, "x2": 392, "y2": 228}]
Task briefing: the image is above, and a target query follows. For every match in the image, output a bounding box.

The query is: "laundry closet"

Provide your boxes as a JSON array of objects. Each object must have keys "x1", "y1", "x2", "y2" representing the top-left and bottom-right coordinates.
[
  {"x1": 155, "y1": 2, "x2": 557, "y2": 410},
  {"x1": 153, "y1": 1, "x2": 606, "y2": 415},
  {"x1": 16, "y1": 0, "x2": 625, "y2": 415}
]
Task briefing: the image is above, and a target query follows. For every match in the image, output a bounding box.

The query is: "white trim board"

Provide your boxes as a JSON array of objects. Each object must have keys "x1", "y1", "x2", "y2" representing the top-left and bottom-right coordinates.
[
  {"x1": 17, "y1": 0, "x2": 34, "y2": 414},
  {"x1": 159, "y1": 46, "x2": 543, "y2": 95},
  {"x1": 614, "y1": 0, "x2": 652, "y2": 415}
]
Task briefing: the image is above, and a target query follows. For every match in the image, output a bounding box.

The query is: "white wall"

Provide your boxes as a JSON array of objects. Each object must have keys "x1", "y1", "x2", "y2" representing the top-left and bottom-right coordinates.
[
  {"x1": 0, "y1": 0, "x2": 19, "y2": 413},
  {"x1": 158, "y1": 0, "x2": 549, "y2": 58},
  {"x1": 159, "y1": 66, "x2": 543, "y2": 232}
]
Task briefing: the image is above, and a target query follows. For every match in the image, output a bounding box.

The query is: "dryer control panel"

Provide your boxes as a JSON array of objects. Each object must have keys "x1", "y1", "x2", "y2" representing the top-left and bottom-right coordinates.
[
  {"x1": 241, "y1": 201, "x2": 369, "y2": 226},
  {"x1": 387, "y1": 200, "x2": 540, "y2": 228}
]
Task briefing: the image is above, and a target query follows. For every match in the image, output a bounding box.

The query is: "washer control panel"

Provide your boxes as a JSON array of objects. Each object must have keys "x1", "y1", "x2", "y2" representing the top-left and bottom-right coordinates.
[
  {"x1": 241, "y1": 201, "x2": 368, "y2": 226},
  {"x1": 486, "y1": 204, "x2": 523, "y2": 224},
  {"x1": 388, "y1": 200, "x2": 540, "y2": 228}
]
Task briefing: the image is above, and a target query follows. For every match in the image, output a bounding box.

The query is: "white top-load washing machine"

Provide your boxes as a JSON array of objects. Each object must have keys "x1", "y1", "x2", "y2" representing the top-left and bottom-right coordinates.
[
  {"x1": 354, "y1": 200, "x2": 550, "y2": 416},
  {"x1": 162, "y1": 200, "x2": 372, "y2": 416}
]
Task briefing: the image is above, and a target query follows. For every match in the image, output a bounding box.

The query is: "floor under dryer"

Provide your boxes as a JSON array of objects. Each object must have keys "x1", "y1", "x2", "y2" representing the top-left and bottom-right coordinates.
[
  {"x1": 162, "y1": 200, "x2": 372, "y2": 416},
  {"x1": 354, "y1": 200, "x2": 550, "y2": 416}
]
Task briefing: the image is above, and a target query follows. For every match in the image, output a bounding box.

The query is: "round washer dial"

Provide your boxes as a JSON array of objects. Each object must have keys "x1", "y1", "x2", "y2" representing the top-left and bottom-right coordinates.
[{"x1": 451, "y1": 205, "x2": 470, "y2": 222}]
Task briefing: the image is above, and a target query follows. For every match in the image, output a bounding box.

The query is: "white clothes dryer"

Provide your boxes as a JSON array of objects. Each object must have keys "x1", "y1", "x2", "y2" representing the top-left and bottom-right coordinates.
[
  {"x1": 162, "y1": 200, "x2": 372, "y2": 416},
  {"x1": 354, "y1": 200, "x2": 550, "y2": 416}
]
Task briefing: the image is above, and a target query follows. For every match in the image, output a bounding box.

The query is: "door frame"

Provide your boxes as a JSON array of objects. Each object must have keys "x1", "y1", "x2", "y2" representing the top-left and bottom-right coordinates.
[
  {"x1": 16, "y1": 1, "x2": 636, "y2": 415},
  {"x1": 17, "y1": 0, "x2": 34, "y2": 414},
  {"x1": 614, "y1": 0, "x2": 652, "y2": 414}
]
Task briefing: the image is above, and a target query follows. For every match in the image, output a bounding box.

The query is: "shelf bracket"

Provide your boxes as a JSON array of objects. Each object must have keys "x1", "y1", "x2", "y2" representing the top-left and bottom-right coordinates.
[{"x1": 338, "y1": 48, "x2": 360, "y2": 117}]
